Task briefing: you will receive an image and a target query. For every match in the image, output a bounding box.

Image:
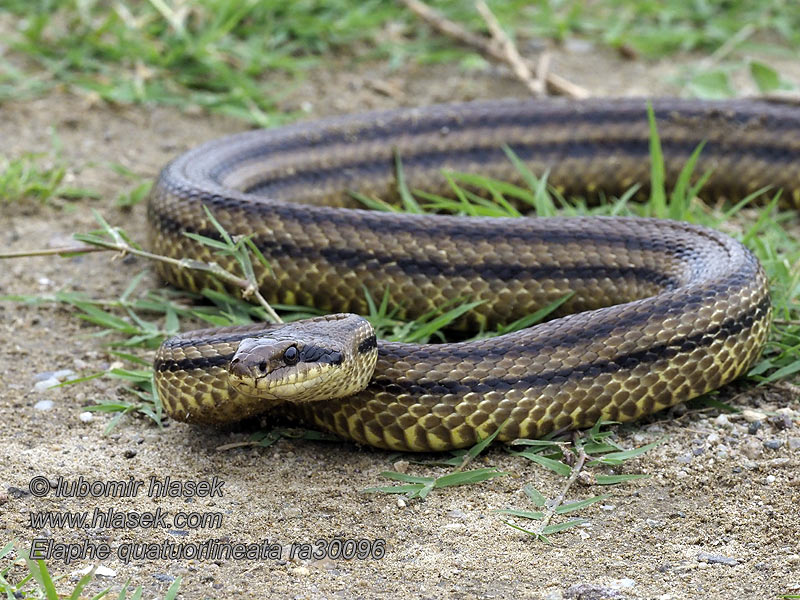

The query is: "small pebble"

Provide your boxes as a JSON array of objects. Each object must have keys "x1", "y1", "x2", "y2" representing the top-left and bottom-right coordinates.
[
  {"x1": 764, "y1": 439, "x2": 782, "y2": 450},
  {"x1": 766, "y1": 475, "x2": 776, "y2": 484},
  {"x1": 748, "y1": 421, "x2": 762, "y2": 435},
  {"x1": 609, "y1": 578, "x2": 636, "y2": 589},
  {"x1": 645, "y1": 518, "x2": 663, "y2": 529},
  {"x1": 33, "y1": 369, "x2": 75, "y2": 381},
  {"x1": 564, "y1": 584, "x2": 623, "y2": 600},
  {"x1": 741, "y1": 458, "x2": 759, "y2": 470},
  {"x1": 697, "y1": 552, "x2": 738, "y2": 566},
  {"x1": 714, "y1": 414, "x2": 731, "y2": 428},
  {"x1": 283, "y1": 506, "x2": 302, "y2": 519},
  {"x1": 78, "y1": 411, "x2": 93, "y2": 423},
  {"x1": 789, "y1": 438, "x2": 800, "y2": 450},
  {"x1": 769, "y1": 415, "x2": 793, "y2": 430},
  {"x1": 397, "y1": 498, "x2": 406, "y2": 508},
  {"x1": 692, "y1": 447, "x2": 705, "y2": 456},
  {"x1": 707, "y1": 433, "x2": 720, "y2": 444},
  {"x1": 33, "y1": 399, "x2": 54, "y2": 411},
  {"x1": 447, "y1": 509, "x2": 467, "y2": 520},
  {"x1": 564, "y1": 38, "x2": 595, "y2": 53},
  {"x1": 742, "y1": 439, "x2": 763, "y2": 459},
  {"x1": 393, "y1": 460, "x2": 409, "y2": 473},
  {"x1": 291, "y1": 566, "x2": 310, "y2": 577},
  {"x1": 33, "y1": 378, "x2": 61, "y2": 392},
  {"x1": 75, "y1": 565, "x2": 116, "y2": 577},
  {"x1": 32, "y1": 369, "x2": 76, "y2": 391},
  {"x1": 675, "y1": 454, "x2": 692, "y2": 464},
  {"x1": 742, "y1": 409, "x2": 767, "y2": 423}
]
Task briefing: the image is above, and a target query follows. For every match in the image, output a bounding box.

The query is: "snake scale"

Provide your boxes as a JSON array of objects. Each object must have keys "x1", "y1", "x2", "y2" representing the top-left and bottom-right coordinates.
[{"x1": 150, "y1": 98, "x2": 799, "y2": 452}]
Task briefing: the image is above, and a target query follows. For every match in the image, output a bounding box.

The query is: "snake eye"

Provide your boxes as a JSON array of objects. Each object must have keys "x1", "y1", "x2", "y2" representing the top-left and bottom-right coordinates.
[
  {"x1": 283, "y1": 346, "x2": 299, "y2": 365},
  {"x1": 258, "y1": 360, "x2": 267, "y2": 373}
]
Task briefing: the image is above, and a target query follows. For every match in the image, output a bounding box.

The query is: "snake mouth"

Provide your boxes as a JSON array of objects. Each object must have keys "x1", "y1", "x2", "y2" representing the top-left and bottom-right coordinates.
[{"x1": 230, "y1": 360, "x2": 339, "y2": 401}]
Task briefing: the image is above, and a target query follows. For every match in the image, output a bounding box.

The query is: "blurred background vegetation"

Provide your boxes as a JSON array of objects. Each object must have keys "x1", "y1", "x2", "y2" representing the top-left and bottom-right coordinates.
[{"x1": 1, "y1": 0, "x2": 798, "y2": 125}]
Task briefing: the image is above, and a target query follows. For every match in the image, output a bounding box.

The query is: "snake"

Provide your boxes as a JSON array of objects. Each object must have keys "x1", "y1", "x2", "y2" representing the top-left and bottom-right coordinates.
[{"x1": 149, "y1": 98, "x2": 799, "y2": 452}]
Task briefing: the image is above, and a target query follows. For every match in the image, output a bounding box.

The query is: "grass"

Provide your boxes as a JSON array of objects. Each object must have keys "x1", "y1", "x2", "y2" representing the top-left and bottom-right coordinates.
[
  {"x1": 0, "y1": 153, "x2": 99, "y2": 204},
  {"x1": 0, "y1": 1, "x2": 797, "y2": 124},
  {"x1": 0, "y1": 541, "x2": 181, "y2": 599}
]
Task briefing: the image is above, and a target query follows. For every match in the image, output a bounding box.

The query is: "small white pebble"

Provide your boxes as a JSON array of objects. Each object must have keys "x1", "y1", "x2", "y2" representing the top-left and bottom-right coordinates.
[
  {"x1": 283, "y1": 507, "x2": 302, "y2": 519},
  {"x1": 714, "y1": 414, "x2": 731, "y2": 428},
  {"x1": 600, "y1": 504, "x2": 616, "y2": 512},
  {"x1": 766, "y1": 475, "x2": 776, "y2": 484},
  {"x1": 742, "y1": 409, "x2": 767, "y2": 423},
  {"x1": 393, "y1": 460, "x2": 409, "y2": 473},
  {"x1": 291, "y1": 566, "x2": 310, "y2": 577},
  {"x1": 34, "y1": 378, "x2": 61, "y2": 392},
  {"x1": 74, "y1": 565, "x2": 116, "y2": 577},
  {"x1": 646, "y1": 518, "x2": 663, "y2": 529},
  {"x1": 33, "y1": 399, "x2": 54, "y2": 411},
  {"x1": 37, "y1": 277, "x2": 54, "y2": 287},
  {"x1": 79, "y1": 412, "x2": 94, "y2": 423},
  {"x1": 610, "y1": 578, "x2": 636, "y2": 589},
  {"x1": 397, "y1": 498, "x2": 406, "y2": 508},
  {"x1": 706, "y1": 433, "x2": 720, "y2": 444}
]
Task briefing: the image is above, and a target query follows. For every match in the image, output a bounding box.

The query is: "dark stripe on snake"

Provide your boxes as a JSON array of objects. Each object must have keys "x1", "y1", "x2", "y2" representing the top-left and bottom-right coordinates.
[
  {"x1": 198, "y1": 100, "x2": 796, "y2": 179},
  {"x1": 155, "y1": 353, "x2": 232, "y2": 373},
  {"x1": 243, "y1": 139, "x2": 798, "y2": 196},
  {"x1": 149, "y1": 213, "x2": 686, "y2": 287},
  {"x1": 357, "y1": 335, "x2": 377, "y2": 354},
  {"x1": 372, "y1": 294, "x2": 771, "y2": 396}
]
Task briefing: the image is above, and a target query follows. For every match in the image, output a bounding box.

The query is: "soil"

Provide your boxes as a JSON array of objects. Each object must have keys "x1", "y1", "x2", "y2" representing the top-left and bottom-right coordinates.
[{"x1": 1, "y1": 40, "x2": 799, "y2": 600}]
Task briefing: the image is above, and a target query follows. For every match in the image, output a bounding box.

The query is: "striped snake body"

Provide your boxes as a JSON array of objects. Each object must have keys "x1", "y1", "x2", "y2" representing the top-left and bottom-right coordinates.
[{"x1": 150, "y1": 98, "x2": 798, "y2": 452}]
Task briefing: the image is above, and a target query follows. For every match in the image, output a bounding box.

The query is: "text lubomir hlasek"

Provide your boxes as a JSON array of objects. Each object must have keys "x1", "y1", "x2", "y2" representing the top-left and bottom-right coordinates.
[{"x1": 40, "y1": 476, "x2": 224, "y2": 498}]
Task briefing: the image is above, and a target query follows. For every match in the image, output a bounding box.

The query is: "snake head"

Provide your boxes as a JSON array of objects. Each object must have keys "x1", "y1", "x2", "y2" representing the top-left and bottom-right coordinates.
[{"x1": 227, "y1": 314, "x2": 378, "y2": 402}]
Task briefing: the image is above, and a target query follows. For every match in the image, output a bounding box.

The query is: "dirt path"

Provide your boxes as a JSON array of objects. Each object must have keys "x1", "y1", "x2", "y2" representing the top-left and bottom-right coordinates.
[{"x1": 2, "y1": 45, "x2": 799, "y2": 600}]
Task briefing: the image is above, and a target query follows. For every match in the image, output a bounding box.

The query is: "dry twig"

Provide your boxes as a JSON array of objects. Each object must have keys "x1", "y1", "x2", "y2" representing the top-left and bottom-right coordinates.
[
  {"x1": 475, "y1": 0, "x2": 543, "y2": 96},
  {"x1": 399, "y1": 0, "x2": 588, "y2": 99},
  {"x1": 537, "y1": 445, "x2": 588, "y2": 535}
]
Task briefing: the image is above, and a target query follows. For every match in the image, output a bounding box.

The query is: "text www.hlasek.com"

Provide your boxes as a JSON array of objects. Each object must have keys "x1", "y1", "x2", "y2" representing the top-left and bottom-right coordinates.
[{"x1": 28, "y1": 507, "x2": 222, "y2": 530}]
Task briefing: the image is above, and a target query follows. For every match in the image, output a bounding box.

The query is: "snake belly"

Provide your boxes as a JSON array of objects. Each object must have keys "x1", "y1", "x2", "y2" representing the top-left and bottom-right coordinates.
[{"x1": 149, "y1": 98, "x2": 799, "y2": 452}]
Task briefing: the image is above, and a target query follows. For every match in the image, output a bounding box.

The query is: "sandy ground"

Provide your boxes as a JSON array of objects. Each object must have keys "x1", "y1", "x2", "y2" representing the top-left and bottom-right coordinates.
[{"x1": 1, "y1": 41, "x2": 800, "y2": 600}]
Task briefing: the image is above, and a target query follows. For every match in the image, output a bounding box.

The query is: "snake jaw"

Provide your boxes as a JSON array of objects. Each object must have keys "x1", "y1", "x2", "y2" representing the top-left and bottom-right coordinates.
[{"x1": 226, "y1": 314, "x2": 378, "y2": 403}]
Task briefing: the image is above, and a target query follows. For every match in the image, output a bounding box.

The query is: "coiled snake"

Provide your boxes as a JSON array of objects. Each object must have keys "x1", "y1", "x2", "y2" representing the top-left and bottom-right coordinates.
[{"x1": 150, "y1": 98, "x2": 798, "y2": 452}]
